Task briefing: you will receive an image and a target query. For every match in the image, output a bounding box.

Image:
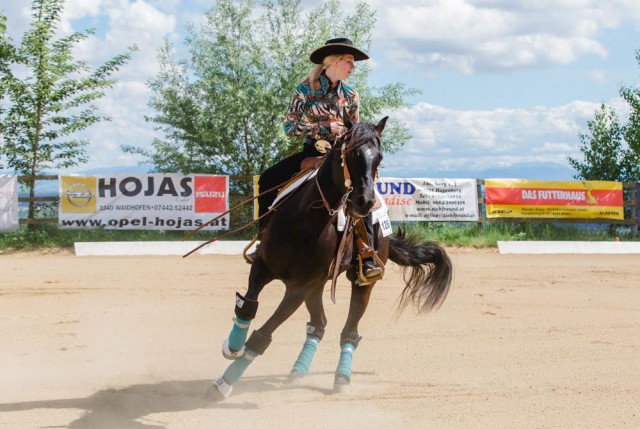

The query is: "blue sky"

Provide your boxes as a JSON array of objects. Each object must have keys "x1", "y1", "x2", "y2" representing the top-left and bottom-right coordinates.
[{"x1": 2, "y1": 0, "x2": 639, "y2": 180}]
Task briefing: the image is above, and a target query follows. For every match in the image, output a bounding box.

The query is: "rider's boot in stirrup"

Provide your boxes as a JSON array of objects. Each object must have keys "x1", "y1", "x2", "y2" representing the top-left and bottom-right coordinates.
[
  {"x1": 362, "y1": 257, "x2": 382, "y2": 278},
  {"x1": 355, "y1": 236, "x2": 382, "y2": 279}
]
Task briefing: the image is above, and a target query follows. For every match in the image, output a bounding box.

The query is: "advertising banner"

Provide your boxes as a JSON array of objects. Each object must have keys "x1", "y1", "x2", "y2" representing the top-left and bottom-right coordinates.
[
  {"x1": 485, "y1": 179, "x2": 623, "y2": 219},
  {"x1": 59, "y1": 174, "x2": 229, "y2": 230},
  {"x1": 0, "y1": 175, "x2": 19, "y2": 232},
  {"x1": 376, "y1": 178, "x2": 479, "y2": 221}
]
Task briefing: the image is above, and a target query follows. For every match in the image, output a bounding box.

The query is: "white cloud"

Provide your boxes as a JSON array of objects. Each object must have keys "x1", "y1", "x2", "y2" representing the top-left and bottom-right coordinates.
[
  {"x1": 370, "y1": 0, "x2": 640, "y2": 72},
  {"x1": 58, "y1": 1, "x2": 177, "y2": 172},
  {"x1": 63, "y1": 0, "x2": 102, "y2": 21},
  {"x1": 383, "y1": 99, "x2": 606, "y2": 175}
]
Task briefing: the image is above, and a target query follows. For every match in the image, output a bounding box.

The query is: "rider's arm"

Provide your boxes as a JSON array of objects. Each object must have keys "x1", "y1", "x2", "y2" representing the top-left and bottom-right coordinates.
[
  {"x1": 284, "y1": 81, "x2": 360, "y2": 141},
  {"x1": 284, "y1": 84, "x2": 334, "y2": 141}
]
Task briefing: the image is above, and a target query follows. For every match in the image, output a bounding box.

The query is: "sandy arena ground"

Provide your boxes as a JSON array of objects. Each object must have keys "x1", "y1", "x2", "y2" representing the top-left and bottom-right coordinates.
[{"x1": 0, "y1": 247, "x2": 638, "y2": 428}]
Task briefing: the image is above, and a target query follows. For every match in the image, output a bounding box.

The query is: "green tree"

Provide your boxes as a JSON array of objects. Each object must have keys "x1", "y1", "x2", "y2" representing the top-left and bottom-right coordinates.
[
  {"x1": 0, "y1": 13, "x2": 13, "y2": 96},
  {"x1": 0, "y1": 13, "x2": 15, "y2": 169},
  {"x1": 128, "y1": 0, "x2": 417, "y2": 195},
  {"x1": 0, "y1": 0, "x2": 136, "y2": 221},
  {"x1": 568, "y1": 104, "x2": 639, "y2": 182},
  {"x1": 620, "y1": 48, "x2": 640, "y2": 158}
]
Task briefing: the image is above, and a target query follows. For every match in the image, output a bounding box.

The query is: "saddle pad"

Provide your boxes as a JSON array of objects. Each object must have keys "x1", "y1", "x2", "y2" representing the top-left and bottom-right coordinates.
[{"x1": 269, "y1": 169, "x2": 318, "y2": 209}]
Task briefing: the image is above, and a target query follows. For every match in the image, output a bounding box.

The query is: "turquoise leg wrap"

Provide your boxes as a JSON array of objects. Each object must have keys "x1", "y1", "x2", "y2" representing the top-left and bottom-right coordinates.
[
  {"x1": 335, "y1": 343, "x2": 356, "y2": 381},
  {"x1": 222, "y1": 349, "x2": 258, "y2": 385},
  {"x1": 228, "y1": 317, "x2": 251, "y2": 351},
  {"x1": 291, "y1": 335, "x2": 321, "y2": 375}
]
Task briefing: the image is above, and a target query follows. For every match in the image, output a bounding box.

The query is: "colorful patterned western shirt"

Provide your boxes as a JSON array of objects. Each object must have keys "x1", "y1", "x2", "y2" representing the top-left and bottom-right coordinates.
[{"x1": 284, "y1": 71, "x2": 360, "y2": 143}]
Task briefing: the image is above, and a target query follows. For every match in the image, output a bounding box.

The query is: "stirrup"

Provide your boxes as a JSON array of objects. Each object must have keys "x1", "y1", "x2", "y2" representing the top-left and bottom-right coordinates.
[
  {"x1": 355, "y1": 252, "x2": 384, "y2": 286},
  {"x1": 243, "y1": 235, "x2": 259, "y2": 264}
]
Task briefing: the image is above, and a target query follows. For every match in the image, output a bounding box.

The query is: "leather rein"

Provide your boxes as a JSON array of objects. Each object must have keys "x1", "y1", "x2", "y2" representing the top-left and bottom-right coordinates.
[{"x1": 314, "y1": 131, "x2": 381, "y2": 303}]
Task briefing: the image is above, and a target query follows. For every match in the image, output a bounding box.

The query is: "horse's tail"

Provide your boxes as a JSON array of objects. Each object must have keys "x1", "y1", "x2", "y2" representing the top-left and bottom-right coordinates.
[{"x1": 387, "y1": 227, "x2": 453, "y2": 315}]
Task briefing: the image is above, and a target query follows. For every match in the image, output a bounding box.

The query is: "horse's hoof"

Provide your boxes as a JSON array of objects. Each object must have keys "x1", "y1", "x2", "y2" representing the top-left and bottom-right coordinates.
[
  {"x1": 333, "y1": 375, "x2": 351, "y2": 394},
  {"x1": 205, "y1": 377, "x2": 232, "y2": 401},
  {"x1": 284, "y1": 371, "x2": 304, "y2": 386},
  {"x1": 222, "y1": 339, "x2": 245, "y2": 360}
]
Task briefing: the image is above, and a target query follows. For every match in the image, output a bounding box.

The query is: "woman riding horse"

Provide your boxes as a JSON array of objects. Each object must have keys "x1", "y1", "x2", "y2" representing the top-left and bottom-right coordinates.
[
  {"x1": 207, "y1": 39, "x2": 453, "y2": 401},
  {"x1": 252, "y1": 37, "x2": 381, "y2": 279}
]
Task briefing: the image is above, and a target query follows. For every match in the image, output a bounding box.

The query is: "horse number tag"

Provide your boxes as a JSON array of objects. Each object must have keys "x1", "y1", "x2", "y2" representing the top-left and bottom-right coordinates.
[{"x1": 378, "y1": 214, "x2": 393, "y2": 237}]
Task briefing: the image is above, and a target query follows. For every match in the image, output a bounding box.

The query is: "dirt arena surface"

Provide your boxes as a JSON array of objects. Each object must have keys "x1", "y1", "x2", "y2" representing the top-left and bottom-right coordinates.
[{"x1": 0, "y1": 247, "x2": 638, "y2": 428}]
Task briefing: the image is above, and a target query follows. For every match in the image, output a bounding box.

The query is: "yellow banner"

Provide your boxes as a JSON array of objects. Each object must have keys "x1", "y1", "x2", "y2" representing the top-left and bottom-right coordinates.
[
  {"x1": 253, "y1": 175, "x2": 260, "y2": 220},
  {"x1": 485, "y1": 179, "x2": 624, "y2": 219}
]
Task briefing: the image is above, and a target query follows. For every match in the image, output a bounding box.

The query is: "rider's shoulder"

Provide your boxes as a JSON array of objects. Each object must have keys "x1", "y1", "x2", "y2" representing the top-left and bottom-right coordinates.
[
  {"x1": 340, "y1": 81, "x2": 358, "y2": 98},
  {"x1": 296, "y1": 78, "x2": 313, "y2": 95}
]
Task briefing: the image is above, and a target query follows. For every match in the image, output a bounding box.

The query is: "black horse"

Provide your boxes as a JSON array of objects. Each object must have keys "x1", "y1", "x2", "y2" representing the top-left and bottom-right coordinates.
[{"x1": 208, "y1": 116, "x2": 452, "y2": 399}]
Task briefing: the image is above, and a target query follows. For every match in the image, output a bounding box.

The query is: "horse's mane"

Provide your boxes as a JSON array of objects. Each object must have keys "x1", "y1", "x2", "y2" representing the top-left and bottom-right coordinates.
[{"x1": 340, "y1": 122, "x2": 381, "y2": 152}]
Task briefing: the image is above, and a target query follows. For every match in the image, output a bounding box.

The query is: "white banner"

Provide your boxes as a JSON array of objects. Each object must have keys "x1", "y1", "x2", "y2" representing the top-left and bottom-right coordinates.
[
  {"x1": 58, "y1": 174, "x2": 230, "y2": 230},
  {"x1": 0, "y1": 175, "x2": 19, "y2": 232},
  {"x1": 376, "y1": 178, "x2": 479, "y2": 221}
]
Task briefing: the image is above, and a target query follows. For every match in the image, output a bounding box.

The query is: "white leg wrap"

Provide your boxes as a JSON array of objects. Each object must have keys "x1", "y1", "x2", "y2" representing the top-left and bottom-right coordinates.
[
  {"x1": 213, "y1": 377, "x2": 233, "y2": 398},
  {"x1": 222, "y1": 338, "x2": 245, "y2": 360}
]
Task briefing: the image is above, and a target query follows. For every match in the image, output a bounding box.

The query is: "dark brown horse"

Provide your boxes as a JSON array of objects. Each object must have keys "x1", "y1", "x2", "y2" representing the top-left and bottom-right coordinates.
[{"x1": 208, "y1": 116, "x2": 452, "y2": 400}]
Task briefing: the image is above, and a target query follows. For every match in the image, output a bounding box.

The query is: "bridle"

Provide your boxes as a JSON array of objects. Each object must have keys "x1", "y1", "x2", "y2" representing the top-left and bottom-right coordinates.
[{"x1": 315, "y1": 127, "x2": 380, "y2": 216}]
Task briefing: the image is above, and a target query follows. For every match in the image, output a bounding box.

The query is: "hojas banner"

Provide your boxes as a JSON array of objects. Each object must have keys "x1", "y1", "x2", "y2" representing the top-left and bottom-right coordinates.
[
  {"x1": 0, "y1": 175, "x2": 19, "y2": 233},
  {"x1": 485, "y1": 179, "x2": 624, "y2": 219},
  {"x1": 59, "y1": 174, "x2": 230, "y2": 230},
  {"x1": 376, "y1": 178, "x2": 480, "y2": 221}
]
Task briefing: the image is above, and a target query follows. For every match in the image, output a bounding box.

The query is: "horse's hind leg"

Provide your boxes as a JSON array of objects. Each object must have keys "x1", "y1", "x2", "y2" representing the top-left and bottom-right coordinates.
[
  {"x1": 209, "y1": 282, "x2": 311, "y2": 400},
  {"x1": 285, "y1": 284, "x2": 327, "y2": 384},
  {"x1": 334, "y1": 281, "x2": 375, "y2": 393}
]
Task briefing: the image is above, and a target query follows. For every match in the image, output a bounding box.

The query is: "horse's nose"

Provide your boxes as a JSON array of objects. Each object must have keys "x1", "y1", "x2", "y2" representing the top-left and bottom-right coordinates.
[{"x1": 354, "y1": 194, "x2": 375, "y2": 214}]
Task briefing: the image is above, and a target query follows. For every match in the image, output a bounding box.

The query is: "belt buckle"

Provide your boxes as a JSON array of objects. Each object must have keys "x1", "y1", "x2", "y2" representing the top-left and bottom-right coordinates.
[{"x1": 314, "y1": 139, "x2": 331, "y2": 154}]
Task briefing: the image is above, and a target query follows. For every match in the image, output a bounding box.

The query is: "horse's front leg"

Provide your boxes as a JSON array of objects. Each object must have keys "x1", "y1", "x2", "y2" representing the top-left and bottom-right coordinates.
[
  {"x1": 208, "y1": 280, "x2": 310, "y2": 400},
  {"x1": 334, "y1": 281, "x2": 375, "y2": 393},
  {"x1": 285, "y1": 283, "x2": 327, "y2": 385}
]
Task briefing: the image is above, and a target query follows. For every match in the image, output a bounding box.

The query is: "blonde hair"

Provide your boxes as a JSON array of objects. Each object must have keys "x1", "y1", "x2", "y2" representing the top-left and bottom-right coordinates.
[{"x1": 307, "y1": 54, "x2": 348, "y2": 83}]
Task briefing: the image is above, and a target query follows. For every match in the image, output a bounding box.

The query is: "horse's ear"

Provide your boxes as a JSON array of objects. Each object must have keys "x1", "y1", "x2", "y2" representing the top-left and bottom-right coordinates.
[
  {"x1": 343, "y1": 108, "x2": 354, "y2": 129},
  {"x1": 375, "y1": 116, "x2": 389, "y2": 136}
]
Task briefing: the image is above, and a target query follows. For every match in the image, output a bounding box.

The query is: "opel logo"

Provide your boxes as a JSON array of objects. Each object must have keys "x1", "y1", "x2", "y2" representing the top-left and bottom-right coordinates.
[{"x1": 65, "y1": 183, "x2": 94, "y2": 207}]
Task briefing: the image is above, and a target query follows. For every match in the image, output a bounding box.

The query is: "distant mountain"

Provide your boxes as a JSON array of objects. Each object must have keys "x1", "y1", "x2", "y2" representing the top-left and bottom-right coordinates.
[
  {"x1": 382, "y1": 162, "x2": 576, "y2": 181},
  {"x1": 73, "y1": 165, "x2": 151, "y2": 175},
  {"x1": 13, "y1": 165, "x2": 151, "y2": 197},
  {"x1": 471, "y1": 162, "x2": 576, "y2": 181}
]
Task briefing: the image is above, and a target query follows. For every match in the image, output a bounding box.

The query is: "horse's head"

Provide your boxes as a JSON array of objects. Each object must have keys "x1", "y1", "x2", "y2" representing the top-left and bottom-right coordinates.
[{"x1": 339, "y1": 115, "x2": 388, "y2": 218}]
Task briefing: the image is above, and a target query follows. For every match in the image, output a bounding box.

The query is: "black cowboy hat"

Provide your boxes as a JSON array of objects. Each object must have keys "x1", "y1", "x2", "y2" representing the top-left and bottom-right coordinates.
[{"x1": 309, "y1": 37, "x2": 370, "y2": 64}]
